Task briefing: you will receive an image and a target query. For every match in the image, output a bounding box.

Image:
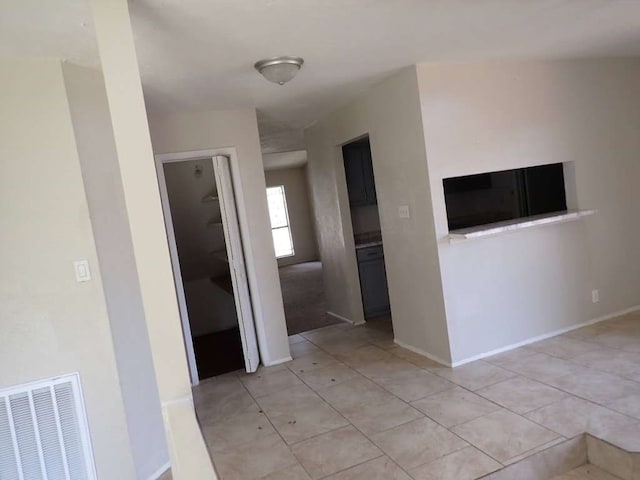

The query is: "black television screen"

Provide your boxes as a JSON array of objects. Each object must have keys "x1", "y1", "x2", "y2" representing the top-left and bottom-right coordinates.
[{"x1": 443, "y1": 163, "x2": 567, "y2": 231}]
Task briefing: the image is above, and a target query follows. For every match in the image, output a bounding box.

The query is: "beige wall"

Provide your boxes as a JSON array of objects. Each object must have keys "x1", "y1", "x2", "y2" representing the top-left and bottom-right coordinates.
[
  {"x1": 90, "y1": 1, "x2": 215, "y2": 476},
  {"x1": 417, "y1": 59, "x2": 640, "y2": 363},
  {"x1": 305, "y1": 67, "x2": 452, "y2": 362},
  {"x1": 63, "y1": 62, "x2": 169, "y2": 478},
  {"x1": 0, "y1": 57, "x2": 137, "y2": 479},
  {"x1": 148, "y1": 108, "x2": 291, "y2": 365},
  {"x1": 265, "y1": 166, "x2": 319, "y2": 267}
]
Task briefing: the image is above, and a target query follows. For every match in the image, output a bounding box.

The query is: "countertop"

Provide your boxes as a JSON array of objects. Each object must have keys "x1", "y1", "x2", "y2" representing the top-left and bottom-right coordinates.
[
  {"x1": 355, "y1": 240, "x2": 383, "y2": 249},
  {"x1": 354, "y1": 231, "x2": 383, "y2": 249}
]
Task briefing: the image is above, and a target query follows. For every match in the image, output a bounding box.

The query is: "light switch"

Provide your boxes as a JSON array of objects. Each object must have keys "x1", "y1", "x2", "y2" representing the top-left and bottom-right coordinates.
[
  {"x1": 73, "y1": 260, "x2": 91, "y2": 282},
  {"x1": 398, "y1": 205, "x2": 410, "y2": 219}
]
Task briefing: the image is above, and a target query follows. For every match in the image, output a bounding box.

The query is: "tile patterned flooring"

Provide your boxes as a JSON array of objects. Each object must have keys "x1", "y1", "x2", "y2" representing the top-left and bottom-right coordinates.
[
  {"x1": 551, "y1": 464, "x2": 622, "y2": 479},
  {"x1": 194, "y1": 312, "x2": 640, "y2": 479}
]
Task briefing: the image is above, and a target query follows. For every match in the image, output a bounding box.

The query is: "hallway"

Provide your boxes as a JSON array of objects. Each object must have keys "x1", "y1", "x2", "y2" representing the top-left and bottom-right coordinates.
[{"x1": 279, "y1": 261, "x2": 341, "y2": 335}]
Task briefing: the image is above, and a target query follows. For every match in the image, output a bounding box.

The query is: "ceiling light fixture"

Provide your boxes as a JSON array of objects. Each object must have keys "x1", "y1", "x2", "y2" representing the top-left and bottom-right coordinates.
[{"x1": 254, "y1": 56, "x2": 304, "y2": 85}]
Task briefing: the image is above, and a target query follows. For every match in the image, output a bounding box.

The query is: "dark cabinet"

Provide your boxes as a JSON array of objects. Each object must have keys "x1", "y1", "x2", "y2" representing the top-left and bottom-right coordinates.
[
  {"x1": 343, "y1": 140, "x2": 377, "y2": 206},
  {"x1": 356, "y1": 245, "x2": 390, "y2": 318}
]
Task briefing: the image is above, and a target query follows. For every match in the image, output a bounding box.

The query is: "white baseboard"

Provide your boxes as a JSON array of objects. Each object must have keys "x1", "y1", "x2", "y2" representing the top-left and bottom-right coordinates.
[
  {"x1": 450, "y1": 304, "x2": 640, "y2": 367},
  {"x1": 393, "y1": 338, "x2": 453, "y2": 367},
  {"x1": 327, "y1": 310, "x2": 364, "y2": 326},
  {"x1": 394, "y1": 305, "x2": 640, "y2": 369},
  {"x1": 147, "y1": 461, "x2": 171, "y2": 480},
  {"x1": 264, "y1": 355, "x2": 293, "y2": 367}
]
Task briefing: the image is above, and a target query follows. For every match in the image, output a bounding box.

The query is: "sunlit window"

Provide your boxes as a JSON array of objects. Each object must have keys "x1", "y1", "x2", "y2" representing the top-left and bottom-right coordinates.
[{"x1": 266, "y1": 185, "x2": 294, "y2": 258}]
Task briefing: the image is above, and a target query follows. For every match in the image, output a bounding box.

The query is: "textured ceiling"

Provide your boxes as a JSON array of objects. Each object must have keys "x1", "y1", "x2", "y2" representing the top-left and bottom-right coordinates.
[{"x1": 2, "y1": 0, "x2": 640, "y2": 153}]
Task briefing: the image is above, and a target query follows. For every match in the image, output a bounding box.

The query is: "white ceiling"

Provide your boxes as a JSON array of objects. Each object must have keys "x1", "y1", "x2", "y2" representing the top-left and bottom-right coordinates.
[
  {"x1": 2, "y1": 0, "x2": 640, "y2": 153},
  {"x1": 263, "y1": 150, "x2": 307, "y2": 171}
]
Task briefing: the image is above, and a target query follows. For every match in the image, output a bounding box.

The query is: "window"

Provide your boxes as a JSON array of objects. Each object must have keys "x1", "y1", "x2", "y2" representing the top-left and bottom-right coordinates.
[
  {"x1": 266, "y1": 185, "x2": 294, "y2": 258},
  {"x1": 443, "y1": 163, "x2": 568, "y2": 231}
]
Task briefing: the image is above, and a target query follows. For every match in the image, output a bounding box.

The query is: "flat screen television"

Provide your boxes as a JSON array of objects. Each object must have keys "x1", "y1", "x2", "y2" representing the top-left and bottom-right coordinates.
[{"x1": 443, "y1": 163, "x2": 567, "y2": 231}]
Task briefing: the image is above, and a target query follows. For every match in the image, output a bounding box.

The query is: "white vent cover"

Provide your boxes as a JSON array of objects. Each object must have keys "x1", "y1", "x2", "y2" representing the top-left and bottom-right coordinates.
[{"x1": 0, "y1": 373, "x2": 97, "y2": 480}]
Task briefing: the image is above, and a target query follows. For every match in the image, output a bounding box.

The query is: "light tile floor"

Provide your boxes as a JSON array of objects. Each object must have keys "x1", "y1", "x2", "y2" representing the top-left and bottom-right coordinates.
[
  {"x1": 550, "y1": 464, "x2": 621, "y2": 479},
  {"x1": 194, "y1": 312, "x2": 640, "y2": 479}
]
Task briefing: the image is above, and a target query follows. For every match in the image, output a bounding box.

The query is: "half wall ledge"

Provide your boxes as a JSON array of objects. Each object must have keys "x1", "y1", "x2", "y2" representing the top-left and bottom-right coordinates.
[{"x1": 448, "y1": 209, "x2": 596, "y2": 242}]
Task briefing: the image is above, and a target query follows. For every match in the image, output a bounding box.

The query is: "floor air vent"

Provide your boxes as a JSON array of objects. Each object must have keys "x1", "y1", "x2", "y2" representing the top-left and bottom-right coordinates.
[{"x1": 0, "y1": 373, "x2": 97, "y2": 480}]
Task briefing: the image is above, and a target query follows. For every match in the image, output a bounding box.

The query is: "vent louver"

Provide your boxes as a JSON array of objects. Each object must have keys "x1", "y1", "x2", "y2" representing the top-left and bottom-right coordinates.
[{"x1": 0, "y1": 373, "x2": 96, "y2": 480}]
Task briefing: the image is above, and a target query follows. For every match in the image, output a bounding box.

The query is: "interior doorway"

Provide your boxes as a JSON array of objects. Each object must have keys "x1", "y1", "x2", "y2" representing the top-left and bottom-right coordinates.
[
  {"x1": 342, "y1": 136, "x2": 393, "y2": 326},
  {"x1": 264, "y1": 165, "x2": 339, "y2": 335},
  {"x1": 156, "y1": 153, "x2": 259, "y2": 384}
]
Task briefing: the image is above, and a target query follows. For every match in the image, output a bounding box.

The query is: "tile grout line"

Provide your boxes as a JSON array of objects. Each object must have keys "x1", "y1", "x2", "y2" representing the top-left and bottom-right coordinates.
[
  {"x1": 235, "y1": 371, "x2": 312, "y2": 478},
  {"x1": 199, "y1": 315, "x2": 640, "y2": 479},
  {"x1": 289, "y1": 336, "x2": 419, "y2": 479},
  {"x1": 311, "y1": 337, "x2": 532, "y2": 468},
  {"x1": 377, "y1": 349, "x2": 599, "y2": 467},
  {"x1": 310, "y1": 338, "x2": 508, "y2": 474},
  {"x1": 470, "y1": 348, "x2": 640, "y2": 447},
  {"x1": 309, "y1": 372, "x2": 416, "y2": 476},
  {"x1": 256, "y1": 340, "x2": 387, "y2": 478}
]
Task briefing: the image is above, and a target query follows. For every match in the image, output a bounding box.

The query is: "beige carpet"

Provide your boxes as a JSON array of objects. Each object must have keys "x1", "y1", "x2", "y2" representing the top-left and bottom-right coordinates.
[{"x1": 278, "y1": 261, "x2": 341, "y2": 335}]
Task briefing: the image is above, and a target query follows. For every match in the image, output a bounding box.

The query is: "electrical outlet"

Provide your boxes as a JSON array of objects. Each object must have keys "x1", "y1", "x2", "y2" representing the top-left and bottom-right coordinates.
[{"x1": 591, "y1": 289, "x2": 600, "y2": 303}]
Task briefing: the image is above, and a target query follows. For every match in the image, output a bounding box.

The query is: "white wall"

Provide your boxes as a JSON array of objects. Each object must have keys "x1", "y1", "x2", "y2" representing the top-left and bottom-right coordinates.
[
  {"x1": 417, "y1": 59, "x2": 640, "y2": 363},
  {"x1": 148, "y1": 108, "x2": 291, "y2": 365},
  {"x1": 265, "y1": 166, "x2": 319, "y2": 267},
  {"x1": 305, "y1": 67, "x2": 452, "y2": 362},
  {"x1": 0, "y1": 57, "x2": 137, "y2": 479},
  {"x1": 89, "y1": 1, "x2": 215, "y2": 476},
  {"x1": 62, "y1": 63, "x2": 169, "y2": 479}
]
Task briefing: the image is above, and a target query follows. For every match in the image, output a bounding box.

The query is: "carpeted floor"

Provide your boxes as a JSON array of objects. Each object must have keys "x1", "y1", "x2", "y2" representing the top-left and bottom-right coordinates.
[{"x1": 278, "y1": 261, "x2": 341, "y2": 335}]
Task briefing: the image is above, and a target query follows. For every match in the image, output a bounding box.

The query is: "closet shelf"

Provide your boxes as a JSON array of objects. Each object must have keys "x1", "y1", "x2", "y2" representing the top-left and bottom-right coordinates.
[
  {"x1": 210, "y1": 249, "x2": 229, "y2": 263},
  {"x1": 207, "y1": 219, "x2": 223, "y2": 227},
  {"x1": 202, "y1": 193, "x2": 219, "y2": 203}
]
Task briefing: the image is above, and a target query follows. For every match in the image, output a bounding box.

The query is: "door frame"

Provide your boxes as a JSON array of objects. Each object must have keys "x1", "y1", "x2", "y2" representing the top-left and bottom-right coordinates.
[{"x1": 155, "y1": 148, "x2": 258, "y2": 385}]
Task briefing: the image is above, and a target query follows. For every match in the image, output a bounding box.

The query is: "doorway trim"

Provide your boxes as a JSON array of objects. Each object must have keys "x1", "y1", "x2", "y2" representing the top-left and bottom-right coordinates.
[{"x1": 155, "y1": 148, "x2": 257, "y2": 385}]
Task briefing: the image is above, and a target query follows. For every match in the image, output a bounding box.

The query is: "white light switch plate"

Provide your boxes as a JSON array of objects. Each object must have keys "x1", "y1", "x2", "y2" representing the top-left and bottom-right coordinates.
[
  {"x1": 73, "y1": 260, "x2": 91, "y2": 282},
  {"x1": 398, "y1": 205, "x2": 410, "y2": 219}
]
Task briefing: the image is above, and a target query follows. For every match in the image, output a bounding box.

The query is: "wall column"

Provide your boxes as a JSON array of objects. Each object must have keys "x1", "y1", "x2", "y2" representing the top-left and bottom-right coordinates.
[{"x1": 88, "y1": 0, "x2": 216, "y2": 477}]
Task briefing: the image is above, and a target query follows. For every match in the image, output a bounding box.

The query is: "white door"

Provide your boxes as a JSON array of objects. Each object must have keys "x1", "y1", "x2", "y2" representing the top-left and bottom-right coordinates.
[{"x1": 213, "y1": 155, "x2": 260, "y2": 372}]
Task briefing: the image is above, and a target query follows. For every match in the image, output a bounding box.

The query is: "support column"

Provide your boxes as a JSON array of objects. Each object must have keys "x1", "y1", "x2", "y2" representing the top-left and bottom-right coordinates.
[{"x1": 88, "y1": 0, "x2": 216, "y2": 477}]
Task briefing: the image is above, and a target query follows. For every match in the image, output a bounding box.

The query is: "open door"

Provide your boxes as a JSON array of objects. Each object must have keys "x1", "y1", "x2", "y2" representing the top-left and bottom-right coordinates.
[{"x1": 213, "y1": 155, "x2": 260, "y2": 373}]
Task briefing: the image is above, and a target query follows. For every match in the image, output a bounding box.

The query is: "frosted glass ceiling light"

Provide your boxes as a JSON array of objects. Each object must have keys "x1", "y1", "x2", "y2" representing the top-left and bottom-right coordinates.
[{"x1": 254, "y1": 56, "x2": 304, "y2": 85}]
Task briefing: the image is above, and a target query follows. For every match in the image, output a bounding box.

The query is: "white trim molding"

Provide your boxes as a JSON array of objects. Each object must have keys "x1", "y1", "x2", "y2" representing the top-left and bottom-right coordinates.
[
  {"x1": 147, "y1": 462, "x2": 171, "y2": 480},
  {"x1": 264, "y1": 356, "x2": 293, "y2": 367},
  {"x1": 393, "y1": 305, "x2": 640, "y2": 369},
  {"x1": 393, "y1": 338, "x2": 453, "y2": 367},
  {"x1": 450, "y1": 305, "x2": 640, "y2": 367},
  {"x1": 327, "y1": 310, "x2": 363, "y2": 326}
]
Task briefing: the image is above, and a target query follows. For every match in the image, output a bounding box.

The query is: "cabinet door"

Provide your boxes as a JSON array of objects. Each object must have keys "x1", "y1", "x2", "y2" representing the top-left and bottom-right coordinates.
[
  {"x1": 343, "y1": 146, "x2": 368, "y2": 206},
  {"x1": 361, "y1": 145, "x2": 377, "y2": 205},
  {"x1": 358, "y1": 257, "x2": 390, "y2": 318}
]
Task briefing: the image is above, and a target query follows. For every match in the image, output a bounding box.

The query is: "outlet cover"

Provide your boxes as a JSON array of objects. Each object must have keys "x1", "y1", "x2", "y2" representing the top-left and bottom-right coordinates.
[{"x1": 74, "y1": 260, "x2": 91, "y2": 282}]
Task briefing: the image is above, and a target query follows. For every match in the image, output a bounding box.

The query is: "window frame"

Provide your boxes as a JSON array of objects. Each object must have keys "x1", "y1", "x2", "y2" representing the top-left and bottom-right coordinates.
[{"x1": 266, "y1": 184, "x2": 295, "y2": 259}]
